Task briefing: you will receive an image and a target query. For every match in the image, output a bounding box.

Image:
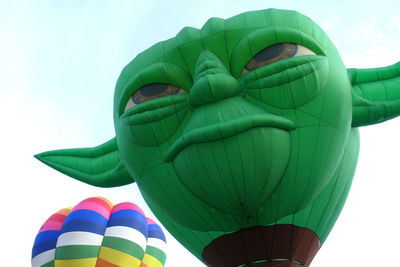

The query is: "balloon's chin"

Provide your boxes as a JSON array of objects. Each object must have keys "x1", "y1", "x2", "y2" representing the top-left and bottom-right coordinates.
[{"x1": 172, "y1": 127, "x2": 291, "y2": 216}]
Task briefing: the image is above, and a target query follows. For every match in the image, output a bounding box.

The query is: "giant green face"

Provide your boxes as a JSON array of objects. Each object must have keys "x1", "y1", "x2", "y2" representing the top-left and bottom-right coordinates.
[
  {"x1": 36, "y1": 8, "x2": 400, "y2": 265},
  {"x1": 113, "y1": 9, "x2": 352, "y2": 231}
]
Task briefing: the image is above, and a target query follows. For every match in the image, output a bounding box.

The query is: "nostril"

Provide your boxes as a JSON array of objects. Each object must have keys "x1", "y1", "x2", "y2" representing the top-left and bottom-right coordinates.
[{"x1": 194, "y1": 60, "x2": 229, "y2": 81}]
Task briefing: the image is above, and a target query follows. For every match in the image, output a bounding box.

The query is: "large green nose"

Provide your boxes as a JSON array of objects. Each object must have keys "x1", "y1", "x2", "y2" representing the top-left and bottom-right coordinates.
[{"x1": 189, "y1": 51, "x2": 242, "y2": 108}]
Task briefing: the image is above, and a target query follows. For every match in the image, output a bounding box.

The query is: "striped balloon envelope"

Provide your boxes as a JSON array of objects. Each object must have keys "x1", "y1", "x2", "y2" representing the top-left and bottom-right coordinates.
[{"x1": 32, "y1": 197, "x2": 167, "y2": 267}]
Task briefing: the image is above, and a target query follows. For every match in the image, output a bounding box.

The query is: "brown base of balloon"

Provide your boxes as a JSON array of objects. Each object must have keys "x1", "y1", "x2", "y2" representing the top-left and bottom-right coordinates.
[
  {"x1": 243, "y1": 261, "x2": 302, "y2": 267},
  {"x1": 202, "y1": 224, "x2": 320, "y2": 267},
  {"x1": 246, "y1": 262, "x2": 302, "y2": 267}
]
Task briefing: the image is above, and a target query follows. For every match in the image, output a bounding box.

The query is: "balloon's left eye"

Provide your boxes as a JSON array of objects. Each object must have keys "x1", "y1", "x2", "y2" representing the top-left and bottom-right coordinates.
[
  {"x1": 241, "y1": 42, "x2": 316, "y2": 76},
  {"x1": 124, "y1": 83, "x2": 187, "y2": 112}
]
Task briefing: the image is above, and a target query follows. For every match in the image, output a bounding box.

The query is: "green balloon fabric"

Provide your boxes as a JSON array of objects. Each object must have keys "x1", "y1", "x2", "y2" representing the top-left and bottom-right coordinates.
[{"x1": 35, "y1": 9, "x2": 400, "y2": 267}]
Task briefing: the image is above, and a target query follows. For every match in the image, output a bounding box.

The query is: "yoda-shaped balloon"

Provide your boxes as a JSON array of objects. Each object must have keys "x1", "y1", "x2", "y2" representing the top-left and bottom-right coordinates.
[{"x1": 36, "y1": 9, "x2": 400, "y2": 267}]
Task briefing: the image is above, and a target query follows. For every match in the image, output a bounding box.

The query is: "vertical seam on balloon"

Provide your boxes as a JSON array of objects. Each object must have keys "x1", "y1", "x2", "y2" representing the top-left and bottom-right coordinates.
[
  {"x1": 179, "y1": 139, "x2": 228, "y2": 227},
  {"x1": 375, "y1": 67, "x2": 381, "y2": 98},
  {"x1": 249, "y1": 121, "x2": 258, "y2": 218},
  {"x1": 250, "y1": 109, "x2": 294, "y2": 227},
  {"x1": 357, "y1": 70, "x2": 367, "y2": 98},
  {"x1": 160, "y1": 91, "x2": 190, "y2": 147},
  {"x1": 247, "y1": 34, "x2": 254, "y2": 65},
  {"x1": 176, "y1": 45, "x2": 191, "y2": 76},
  {"x1": 257, "y1": 225, "x2": 269, "y2": 264},
  {"x1": 294, "y1": 121, "x2": 320, "y2": 212},
  {"x1": 380, "y1": 81, "x2": 389, "y2": 120},
  {"x1": 194, "y1": 136, "x2": 232, "y2": 208},
  {"x1": 318, "y1": 133, "x2": 359, "y2": 239},
  {"x1": 317, "y1": 140, "x2": 358, "y2": 242},
  {"x1": 181, "y1": 144, "x2": 217, "y2": 225},
  {"x1": 132, "y1": 142, "x2": 148, "y2": 171},
  {"x1": 170, "y1": 99, "x2": 190, "y2": 144},
  {"x1": 251, "y1": 123, "x2": 274, "y2": 208},
  {"x1": 289, "y1": 216, "x2": 298, "y2": 262},
  {"x1": 147, "y1": 162, "x2": 191, "y2": 226},
  {"x1": 137, "y1": 146, "x2": 158, "y2": 178},
  {"x1": 285, "y1": 73, "x2": 304, "y2": 218},
  {"x1": 380, "y1": 79, "x2": 389, "y2": 102},
  {"x1": 288, "y1": 108, "x2": 302, "y2": 262},
  {"x1": 314, "y1": 150, "x2": 346, "y2": 234},
  {"x1": 293, "y1": 198, "x2": 318, "y2": 263},
  {"x1": 289, "y1": 119, "x2": 301, "y2": 219},
  {"x1": 217, "y1": 121, "x2": 243, "y2": 216},
  {"x1": 293, "y1": 55, "x2": 326, "y2": 213},
  {"x1": 310, "y1": 16, "x2": 316, "y2": 48},
  {"x1": 165, "y1": 158, "x2": 214, "y2": 228},
  {"x1": 315, "y1": 173, "x2": 350, "y2": 244},
  {"x1": 223, "y1": 24, "x2": 230, "y2": 73},
  {"x1": 206, "y1": 232, "x2": 236, "y2": 267},
  {"x1": 207, "y1": 134, "x2": 238, "y2": 212},
  {"x1": 206, "y1": 74, "x2": 214, "y2": 104},
  {"x1": 235, "y1": 115, "x2": 247, "y2": 209},
  {"x1": 269, "y1": 224, "x2": 279, "y2": 263},
  {"x1": 295, "y1": 54, "x2": 327, "y2": 215},
  {"x1": 279, "y1": 59, "x2": 300, "y2": 219},
  {"x1": 239, "y1": 225, "x2": 250, "y2": 265}
]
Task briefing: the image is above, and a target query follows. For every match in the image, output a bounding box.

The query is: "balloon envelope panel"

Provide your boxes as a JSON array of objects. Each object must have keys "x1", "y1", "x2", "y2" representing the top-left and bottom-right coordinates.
[{"x1": 32, "y1": 197, "x2": 167, "y2": 267}]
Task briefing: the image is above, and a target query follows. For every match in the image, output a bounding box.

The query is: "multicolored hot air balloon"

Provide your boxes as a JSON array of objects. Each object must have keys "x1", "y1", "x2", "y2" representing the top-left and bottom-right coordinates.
[{"x1": 32, "y1": 197, "x2": 167, "y2": 267}]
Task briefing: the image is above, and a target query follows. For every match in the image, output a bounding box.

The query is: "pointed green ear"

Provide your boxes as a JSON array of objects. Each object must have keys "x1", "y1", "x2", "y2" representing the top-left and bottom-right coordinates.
[
  {"x1": 349, "y1": 61, "x2": 400, "y2": 127},
  {"x1": 35, "y1": 137, "x2": 134, "y2": 187}
]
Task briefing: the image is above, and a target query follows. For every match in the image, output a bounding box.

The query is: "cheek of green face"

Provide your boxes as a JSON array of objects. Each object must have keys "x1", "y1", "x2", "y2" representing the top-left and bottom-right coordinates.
[
  {"x1": 237, "y1": 53, "x2": 353, "y2": 215},
  {"x1": 120, "y1": 95, "x2": 190, "y2": 146},
  {"x1": 270, "y1": 62, "x2": 353, "y2": 213}
]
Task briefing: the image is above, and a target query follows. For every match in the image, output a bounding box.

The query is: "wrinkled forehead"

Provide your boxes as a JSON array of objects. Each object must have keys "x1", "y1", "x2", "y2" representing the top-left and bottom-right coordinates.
[{"x1": 115, "y1": 8, "x2": 332, "y2": 98}]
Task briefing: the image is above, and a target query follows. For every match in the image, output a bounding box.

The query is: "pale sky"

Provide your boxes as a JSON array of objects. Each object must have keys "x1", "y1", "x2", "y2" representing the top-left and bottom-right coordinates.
[{"x1": 1, "y1": 1, "x2": 400, "y2": 266}]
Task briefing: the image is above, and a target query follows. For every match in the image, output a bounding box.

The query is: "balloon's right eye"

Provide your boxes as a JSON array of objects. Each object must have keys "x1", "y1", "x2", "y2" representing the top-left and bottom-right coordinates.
[
  {"x1": 240, "y1": 42, "x2": 316, "y2": 76},
  {"x1": 124, "y1": 83, "x2": 187, "y2": 112}
]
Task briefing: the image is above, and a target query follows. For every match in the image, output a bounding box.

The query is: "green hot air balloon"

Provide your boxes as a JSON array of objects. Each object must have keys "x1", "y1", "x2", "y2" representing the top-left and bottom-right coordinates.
[{"x1": 36, "y1": 9, "x2": 400, "y2": 266}]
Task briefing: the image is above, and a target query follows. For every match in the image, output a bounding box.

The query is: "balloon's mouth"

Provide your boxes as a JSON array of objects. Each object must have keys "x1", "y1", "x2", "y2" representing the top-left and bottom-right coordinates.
[{"x1": 164, "y1": 114, "x2": 296, "y2": 162}]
